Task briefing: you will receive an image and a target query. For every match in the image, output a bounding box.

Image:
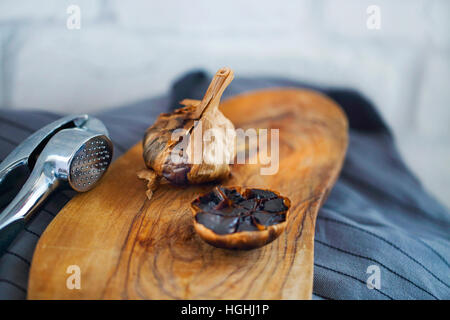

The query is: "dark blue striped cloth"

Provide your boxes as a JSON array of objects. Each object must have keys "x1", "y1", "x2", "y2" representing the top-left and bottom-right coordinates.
[{"x1": 0, "y1": 71, "x2": 449, "y2": 299}]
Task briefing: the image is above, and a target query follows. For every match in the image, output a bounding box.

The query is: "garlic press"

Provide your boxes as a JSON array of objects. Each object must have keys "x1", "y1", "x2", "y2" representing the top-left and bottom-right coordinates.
[{"x1": 0, "y1": 114, "x2": 113, "y2": 253}]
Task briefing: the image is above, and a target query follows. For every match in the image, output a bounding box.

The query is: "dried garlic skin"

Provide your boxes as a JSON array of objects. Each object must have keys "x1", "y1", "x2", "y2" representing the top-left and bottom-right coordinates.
[
  {"x1": 187, "y1": 99, "x2": 236, "y2": 184},
  {"x1": 137, "y1": 169, "x2": 161, "y2": 200},
  {"x1": 142, "y1": 67, "x2": 236, "y2": 185},
  {"x1": 143, "y1": 104, "x2": 198, "y2": 184}
]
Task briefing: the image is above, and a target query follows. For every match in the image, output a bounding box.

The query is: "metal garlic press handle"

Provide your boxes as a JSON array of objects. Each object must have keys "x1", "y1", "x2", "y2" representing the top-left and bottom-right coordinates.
[
  {"x1": 0, "y1": 114, "x2": 113, "y2": 253},
  {"x1": 0, "y1": 165, "x2": 58, "y2": 253}
]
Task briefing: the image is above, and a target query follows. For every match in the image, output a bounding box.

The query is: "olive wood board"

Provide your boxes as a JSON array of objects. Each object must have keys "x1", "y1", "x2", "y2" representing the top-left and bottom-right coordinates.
[{"x1": 28, "y1": 89, "x2": 348, "y2": 299}]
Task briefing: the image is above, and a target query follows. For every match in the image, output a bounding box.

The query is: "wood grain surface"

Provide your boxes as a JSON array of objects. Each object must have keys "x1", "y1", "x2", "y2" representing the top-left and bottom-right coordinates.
[{"x1": 28, "y1": 89, "x2": 348, "y2": 299}]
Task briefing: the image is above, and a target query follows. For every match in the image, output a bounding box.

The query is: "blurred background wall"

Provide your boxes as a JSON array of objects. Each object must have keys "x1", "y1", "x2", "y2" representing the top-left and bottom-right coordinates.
[{"x1": 0, "y1": 0, "x2": 449, "y2": 207}]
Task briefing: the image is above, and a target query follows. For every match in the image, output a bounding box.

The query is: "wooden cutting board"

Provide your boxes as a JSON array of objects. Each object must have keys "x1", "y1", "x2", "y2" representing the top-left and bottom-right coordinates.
[{"x1": 28, "y1": 89, "x2": 348, "y2": 299}]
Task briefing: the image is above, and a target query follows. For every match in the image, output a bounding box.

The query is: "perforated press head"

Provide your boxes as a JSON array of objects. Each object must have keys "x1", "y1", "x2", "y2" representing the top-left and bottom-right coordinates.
[{"x1": 69, "y1": 136, "x2": 113, "y2": 192}]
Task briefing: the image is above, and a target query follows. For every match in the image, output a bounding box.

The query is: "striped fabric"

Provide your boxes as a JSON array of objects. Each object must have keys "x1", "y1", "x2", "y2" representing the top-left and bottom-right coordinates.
[{"x1": 0, "y1": 72, "x2": 448, "y2": 299}]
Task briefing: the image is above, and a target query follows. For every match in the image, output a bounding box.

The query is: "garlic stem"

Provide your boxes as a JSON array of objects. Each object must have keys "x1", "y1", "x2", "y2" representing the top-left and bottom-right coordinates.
[{"x1": 194, "y1": 67, "x2": 234, "y2": 118}]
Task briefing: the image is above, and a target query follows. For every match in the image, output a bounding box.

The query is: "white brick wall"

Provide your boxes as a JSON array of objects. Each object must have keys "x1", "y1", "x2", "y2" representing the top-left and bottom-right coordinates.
[
  {"x1": 0, "y1": 0, "x2": 449, "y2": 207},
  {"x1": 417, "y1": 53, "x2": 450, "y2": 138},
  {"x1": 0, "y1": 0, "x2": 102, "y2": 22},
  {"x1": 113, "y1": 0, "x2": 316, "y2": 35},
  {"x1": 11, "y1": 25, "x2": 164, "y2": 112},
  {"x1": 322, "y1": 0, "x2": 430, "y2": 44},
  {"x1": 429, "y1": 0, "x2": 450, "y2": 50}
]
